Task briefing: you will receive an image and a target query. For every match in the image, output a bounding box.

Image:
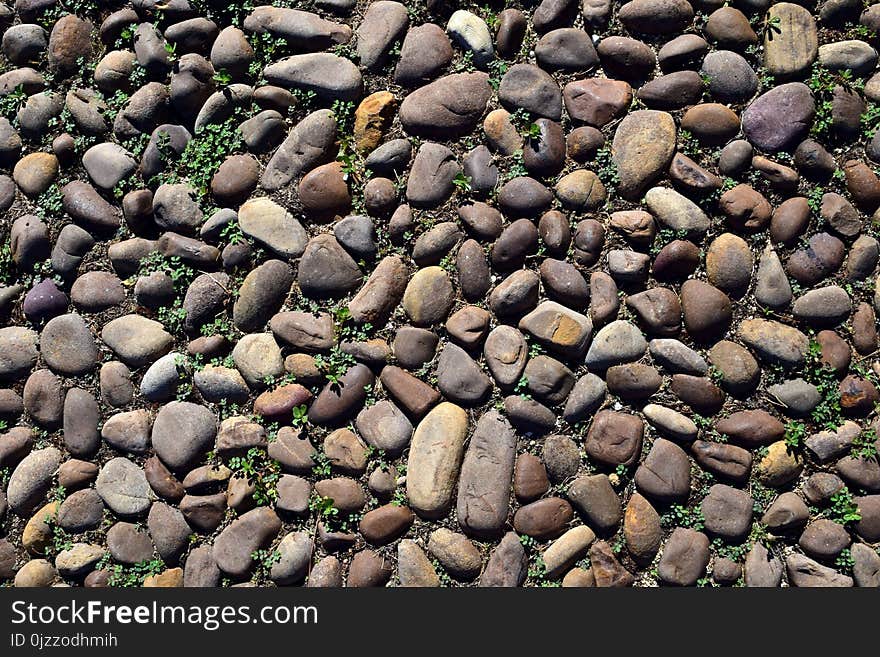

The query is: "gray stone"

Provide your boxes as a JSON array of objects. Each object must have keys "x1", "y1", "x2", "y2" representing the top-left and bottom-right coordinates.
[
  {"x1": 7, "y1": 447, "x2": 61, "y2": 515},
  {"x1": 456, "y1": 410, "x2": 516, "y2": 537},
  {"x1": 95, "y1": 458, "x2": 152, "y2": 517},
  {"x1": 152, "y1": 402, "x2": 217, "y2": 473}
]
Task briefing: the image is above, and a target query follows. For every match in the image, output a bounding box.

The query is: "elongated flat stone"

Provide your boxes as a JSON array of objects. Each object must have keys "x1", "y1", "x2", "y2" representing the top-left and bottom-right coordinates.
[
  {"x1": 406, "y1": 402, "x2": 469, "y2": 519},
  {"x1": 456, "y1": 411, "x2": 516, "y2": 538}
]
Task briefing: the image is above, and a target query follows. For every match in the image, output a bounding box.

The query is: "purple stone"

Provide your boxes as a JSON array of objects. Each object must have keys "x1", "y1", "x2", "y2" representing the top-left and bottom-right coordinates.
[
  {"x1": 22, "y1": 278, "x2": 68, "y2": 320},
  {"x1": 742, "y1": 82, "x2": 815, "y2": 152}
]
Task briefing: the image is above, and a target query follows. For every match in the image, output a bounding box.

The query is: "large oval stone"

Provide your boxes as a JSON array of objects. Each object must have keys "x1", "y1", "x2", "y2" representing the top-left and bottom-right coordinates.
[
  {"x1": 406, "y1": 402, "x2": 469, "y2": 519},
  {"x1": 764, "y1": 3, "x2": 818, "y2": 79},
  {"x1": 456, "y1": 410, "x2": 516, "y2": 538},
  {"x1": 612, "y1": 110, "x2": 676, "y2": 200},
  {"x1": 742, "y1": 82, "x2": 815, "y2": 152}
]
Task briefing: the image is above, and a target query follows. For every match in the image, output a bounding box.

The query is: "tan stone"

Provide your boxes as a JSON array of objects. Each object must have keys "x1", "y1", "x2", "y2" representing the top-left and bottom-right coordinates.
[
  {"x1": 483, "y1": 108, "x2": 522, "y2": 155},
  {"x1": 757, "y1": 440, "x2": 804, "y2": 487},
  {"x1": 354, "y1": 90, "x2": 397, "y2": 153},
  {"x1": 22, "y1": 502, "x2": 58, "y2": 555},
  {"x1": 612, "y1": 110, "x2": 676, "y2": 200},
  {"x1": 624, "y1": 492, "x2": 661, "y2": 564},
  {"x1": 13, "y1": 152, "x2": 59, "y2": 196},
  {"x1": 518, "y1": 301, "x2": 593, "y2": 359},
  {"x1": 143, "y1": 567, "x2": 184, "y2": 587},
  {"x1": 764, "y1": 3, "x2": 818, "y2": 79},
  {"x1": 406, "y1": 402, "x2": 469, "y2": 519}
]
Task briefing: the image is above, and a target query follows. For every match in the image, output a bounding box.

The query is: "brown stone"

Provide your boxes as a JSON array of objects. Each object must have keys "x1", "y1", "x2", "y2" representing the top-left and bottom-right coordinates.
[
  {"x1": 354, "y1": 91, "x2": 397, "y2": 154},
  {"x1": 512, "y1": 497, "x2": 573, "y2": 540},
  {"x1": 584, "y1": 410, "x2": 644, "y2": 467},
  {"x1": 359, "y1": 504, "x2": 414, "y2": 545}
]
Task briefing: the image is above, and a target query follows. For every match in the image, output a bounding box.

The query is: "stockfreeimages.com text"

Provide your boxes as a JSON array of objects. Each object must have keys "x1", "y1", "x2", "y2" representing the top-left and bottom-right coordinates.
[{"x1": 10, "y1": 600, "x2": 317, "y2": 631}]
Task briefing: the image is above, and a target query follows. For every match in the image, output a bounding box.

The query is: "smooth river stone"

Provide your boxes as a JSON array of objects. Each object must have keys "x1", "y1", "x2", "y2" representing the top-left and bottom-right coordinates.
[
  {"x1": 406, "y1": 402, "x2": 469, "y2": 519},
  {"x1": 456, "y1": 410, "x2": 516, "y2": 538}
]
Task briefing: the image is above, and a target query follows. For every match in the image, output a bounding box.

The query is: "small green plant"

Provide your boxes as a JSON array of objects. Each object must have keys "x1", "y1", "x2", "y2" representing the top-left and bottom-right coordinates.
[
  {"x1": 508, "y1": 108, "x2": 531, "y2": 134},
  {"x1": 453, "y1": 50, "x2": 476, "y2": 73},
  {"x1": 806, "y1": 63, "x2": 860, "y2": 140},
  {"x1": 519, "y1": 534, "x2": 538, "y2": 549},
  {"x1": 525, "y1": 337, "x2": 544, "y2": 359},
  {"x1": 248, "y1": 32, "x2": 288, "y2": 80},
  {"x1": 527, "y1": 554, "x2": 560, "y2": 587},
  {"x1": 508, "y1": 107, "x2": 541, "y2": 143},
  {"x1": 479, "y1": 4, "x2": 499, "y2": 30},
  {"x1": 594, "y1": 145, "x2": 619, "y2": 188},
  {"x1": 662, "y1": 504, "x2": 705, "y2": 531},
  {"x1": 216, "y1": 398, "x2": 244, "y2": 420},
  {"x1": 220, "y1": 218, "x2": 245, "y2": 245},
  {"x1": 677, "y1": 129, "x2": 700, "y2": 157},
  {"x1": 784, "y1": 421, "x2": 807, "y2": 451},
  {"x1": 391, "y1": 487, "x2": 408, "y2": 507},
  {"x1": 212, "y1": 69, "x2": 233, "y2": 86},
  {"x1": 452, "y1": 172, "x2": 472, "y2": 193},
  {"x1": 762, "y1": 14, "x2": 782, "y2": 39},
  {"x1": 851, "y1": 426, "x2": 878, "y2": 460},
  {"x1": 313, "y1": 347, "x2": 356, "y2": 386},
  {"x1": 312, "y1": 451, "x2": 332, "y2": 478},
  {"x1": 163, "y1": 40, "x2": 178, "y2": 62},
  {"x1": 227, "y1": 448, "x2": 280, "y2": 506},
  {"x1": 178, "y1": 116, "x2": 245, "y2": 199},
  {"x1": 331, "y1": 42, "x2": 358, "y2": 61},
  {"x1": 850, "y1": 23, "x2": 877, "y2": 40},
  {"x1": 749, "y1": 521, "x2": 771, "y2": 547},
  {"x1": 431, "y1": 559, "x2": 453, "y2": 587},
  {"x1": 138, "y1": 252, "x2": 196, "y2": 286},
  {"x1": 120, "y1": 131, "x2": 150, "y2": 160},
  {"x1": 487, "y1": 58, "x2": 508, "y2": 89},
  {"x1": 309, "y1": 494, "x2": 339, "y2": 521},
  {"x1": 807, "y1": 184, "x2": 825, "y2": 214},
  {"x1": 711, "y1": 538, "x2": 749, "y2": 562},
  {"x1": 35, "y1": 184, "x2": 64, "y2": 220},
  {"x1": 502, "y1": 150, "x2": 528, "y2": 181},
  {"x1": 290, "y1": 404, "x2": 309, "y2": 429},
  {"x1": 438, "y1": 252, "x2": 455, "y2": 273},
  {"x1": 366, "y1": 446, "x2": 391, "y2": 473},
  {"x1": 291, "y1": 88, "x2": 318, "y2": 112},
  {"x1": 756, "y1": 67, "x2": 775, "y2": 91},
  {"x1": 106, "y1": 558, "x2": 165, "y2": 588},
  {"x1": 49, "y1": 484, "x2": 67, "y2": 503},
  {"x1": 114, "y1": 22, "x2": 136, "y2": 50},
  {"x1": 49, "y1": 523, "x2": 72, "y2": 557},
  {"x1": 803, "y1": 338, "x2": 843, "y2": 431},
  {"x1": 0, "y1": 241, "x2": 13, "y2": 285},
  {"x1": 331, "y1": 99, "x2": 356, "y2": 135},
  {"x1": 515, "y1": 375, "x2": 531, "y2": 399},
  {"x1": 158, "y1": 301, "x2": 187, "y2": 335},
  {"x1": 337, "y1": 149, "x2": 360, "y2": 182},
  {"x1": 524, "y1": 122, "x2": 541, "y2": 141},
  {"x1": 0, "y1": 84, "x2": 26, "y2": 123},
  {"x1": 827, "y1": 487, "x2": 861, "y2": 525},
  {"x1": 694, "y1": 414, "x2": 723, "y2": 441},
  {"x1": 835, "y1": 547, "x2": 855, "y2": 574},
  {"x1": 200, "y1": 313, "x2": 235, "y2": 340},
  {"x1": 650, "y1": 227, "x2": 689, "y2": 256},
  {"x1": 518, "y1": 535, "x2": 560, "y2": 587},
  {"x1": 251, "y1": 549, "x2": 280, "y2": 582}
]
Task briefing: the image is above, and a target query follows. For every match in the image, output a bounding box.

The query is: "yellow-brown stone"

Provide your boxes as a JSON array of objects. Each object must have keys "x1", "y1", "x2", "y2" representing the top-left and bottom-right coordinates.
[
  {"x1": 143, "y1": 567, "x2": 184, "y2": 587},
  {"x1": 757, "y1": 440, "x2": 804, "y2": 487},
  {"x1": 354, "y1": 91, "x2": 397, "y2": 154},
  {"x1": 22, "y1": 502, "x2": 58, "y2": 555}
]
